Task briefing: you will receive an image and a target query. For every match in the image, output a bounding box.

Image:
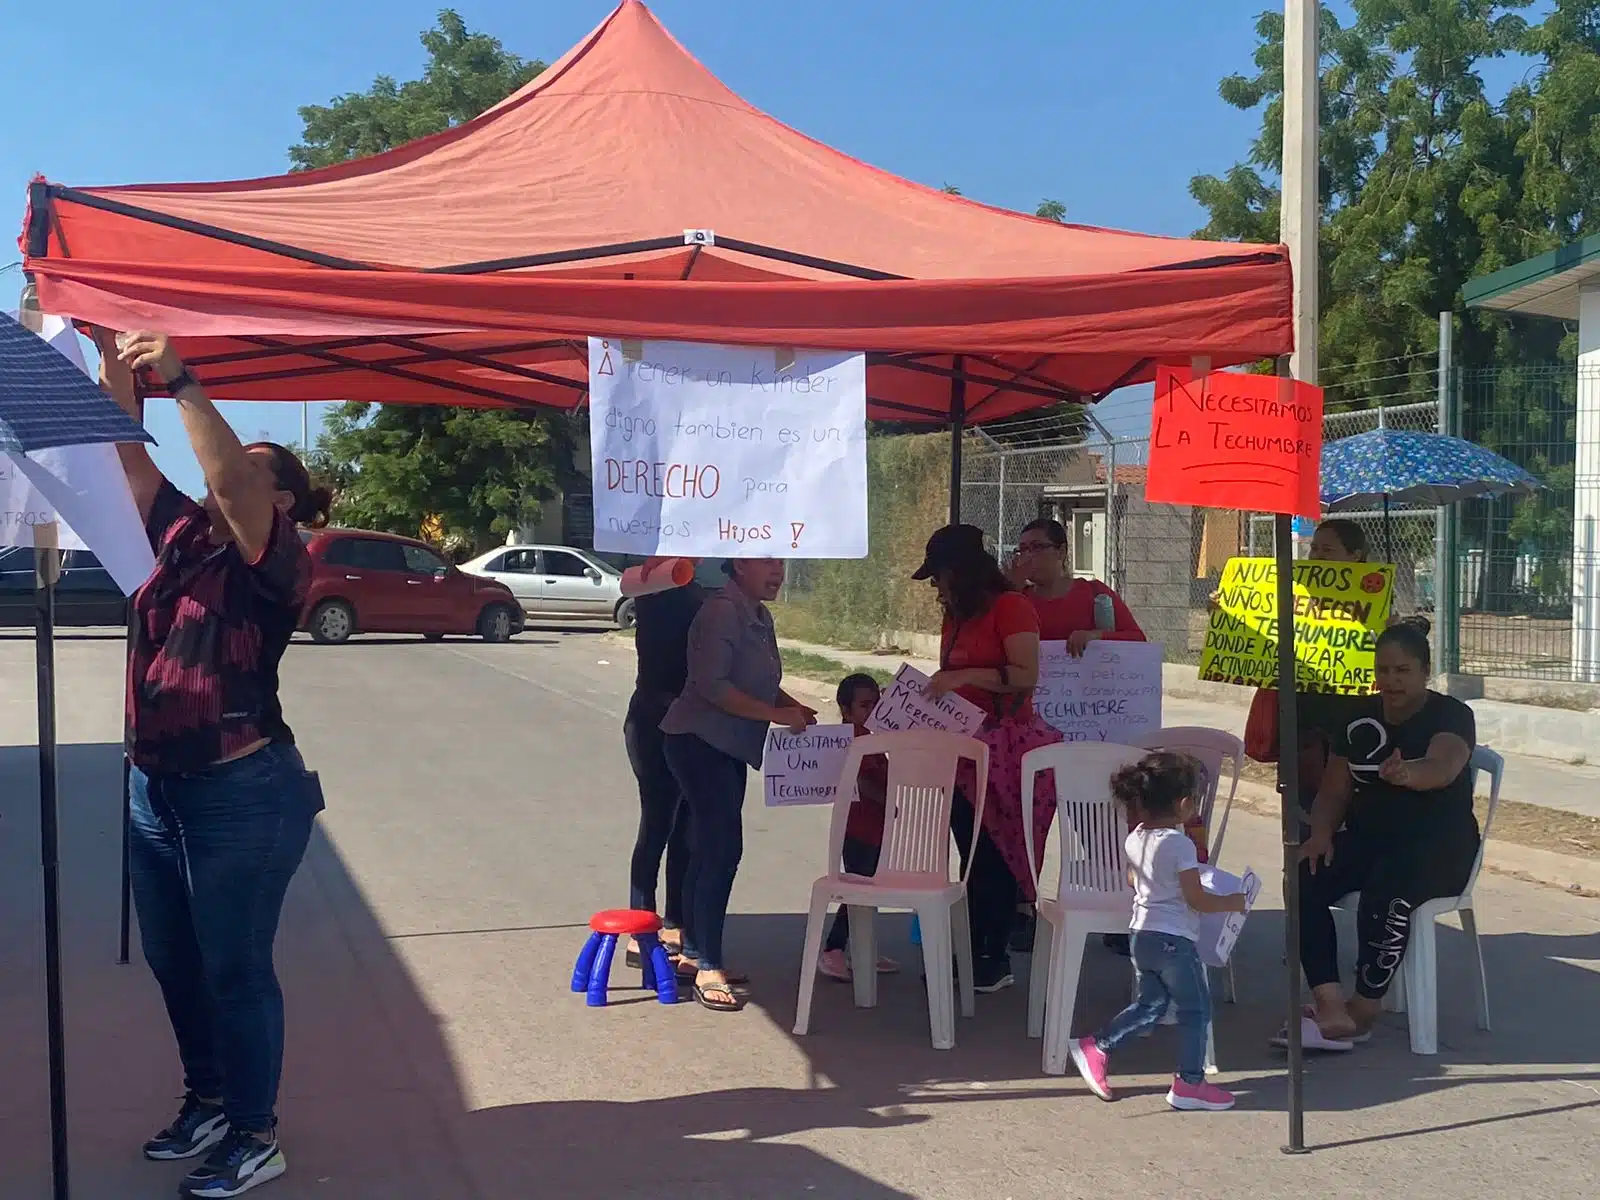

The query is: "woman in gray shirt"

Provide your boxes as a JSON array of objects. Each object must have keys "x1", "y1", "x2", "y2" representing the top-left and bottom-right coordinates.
[{"x1": 661, "y1": 558, "x2": 815, "y2": 1011}]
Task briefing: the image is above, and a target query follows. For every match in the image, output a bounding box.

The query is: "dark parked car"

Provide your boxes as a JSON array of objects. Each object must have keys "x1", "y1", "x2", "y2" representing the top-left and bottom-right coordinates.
[
  {"x1": 0, "y1": 546, "x2": 128, "y2": 627},
  {"x1": 299, "y1": 528, "x2": 525, "y2": 644}
]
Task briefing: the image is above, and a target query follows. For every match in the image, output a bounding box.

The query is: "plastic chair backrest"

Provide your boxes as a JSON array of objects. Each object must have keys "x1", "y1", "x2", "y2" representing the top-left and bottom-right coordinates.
[
  {"x1": 1135, "y1": 726, "x2": 1244, "y2": 862},
  {"x1": 826, "y1": 730, "x2": 989, "y2": 883},
  {"x1": 1021, "y1": 742, "x2": 1148, "y2": 900},
  {"x1": 1459, "y1": 745, "x2": 1504, "y2": 904}
]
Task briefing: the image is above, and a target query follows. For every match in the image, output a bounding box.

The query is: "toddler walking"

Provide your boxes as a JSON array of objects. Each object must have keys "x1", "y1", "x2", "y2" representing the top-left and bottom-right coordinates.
[{"x1": 1070, "y1": 751, "x2": 1247, "y2": 1111}]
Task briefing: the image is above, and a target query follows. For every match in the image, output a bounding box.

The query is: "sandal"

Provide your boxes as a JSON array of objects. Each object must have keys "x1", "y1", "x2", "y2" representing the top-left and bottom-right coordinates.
[
  {"x1": 673, "y1": 956, "x2": 747, "y2": 987},
  {"x1": 624, "y1": 942, "x2": 683, "y2": 971},
  {"x1": 1269, "y1": 1012, "x2": 1355, "y2": 1052},
  {"x1": 694, "y1": 981, "x2": 745, "y2": 1012}
]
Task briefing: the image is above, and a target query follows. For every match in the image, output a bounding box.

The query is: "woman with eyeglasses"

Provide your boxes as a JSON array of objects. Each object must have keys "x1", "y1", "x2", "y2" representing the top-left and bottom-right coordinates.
[{"x1": 1010, "y1": 518, "x2": 1145, "y2": 653}]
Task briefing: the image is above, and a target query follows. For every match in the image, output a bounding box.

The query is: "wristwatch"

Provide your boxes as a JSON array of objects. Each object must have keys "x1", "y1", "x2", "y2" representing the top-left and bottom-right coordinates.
[{"x1": 163, "y1": 367, "x2": 199, "y2": 395}]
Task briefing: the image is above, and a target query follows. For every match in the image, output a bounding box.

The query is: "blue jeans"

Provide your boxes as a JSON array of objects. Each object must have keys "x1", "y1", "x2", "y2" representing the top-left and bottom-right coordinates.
[
  {"x1": 129, "y1": 741, "x2": 323, "y2": 1132},
  {"x1": 662, "y1": 732, "x2": 747, "y2": 972},
  {"x1": 1094, "y1": 930, "x2": 1211, "y2": 1084}
]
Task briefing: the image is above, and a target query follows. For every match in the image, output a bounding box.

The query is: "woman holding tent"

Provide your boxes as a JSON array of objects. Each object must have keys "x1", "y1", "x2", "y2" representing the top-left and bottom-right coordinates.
[{"x1": 98, "y1": 329, "x2": 330, "y2": 1199}]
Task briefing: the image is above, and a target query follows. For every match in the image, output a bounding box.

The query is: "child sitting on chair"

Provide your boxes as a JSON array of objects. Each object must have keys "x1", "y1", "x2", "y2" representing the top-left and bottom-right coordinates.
[
  {"x1": 817, "y1": 674, "x2": 901, "y2": 982},
  {"x1": 1070, "y1": 751, "x2": 1246, "y2": 1112}
]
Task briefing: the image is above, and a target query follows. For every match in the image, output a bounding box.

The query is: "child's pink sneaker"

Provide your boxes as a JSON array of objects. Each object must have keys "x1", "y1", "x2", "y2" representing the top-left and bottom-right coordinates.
[
  {"x1": 1069, "y1": 1037, "x2": 1114, "y2": 1101},
  {"x1": 1166, "y1": 1077, "x2": 1235, "y2": 1111}
]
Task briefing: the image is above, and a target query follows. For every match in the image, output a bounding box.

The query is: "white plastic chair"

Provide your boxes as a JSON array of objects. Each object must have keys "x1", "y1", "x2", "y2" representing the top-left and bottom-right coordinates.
[
  {"x1": 1136, "y1": 727, "x2": 1245, "y2": 1004},
  {"x1": 792, "y1": 730, "x2": 989, "y2": 1051},
  {"x1": 1339, "y1": 745, "x2": 1504, "y2": 1054},
  {"x1": 1021, "y1": 741, "x2": 1147, "y2": 1075}
]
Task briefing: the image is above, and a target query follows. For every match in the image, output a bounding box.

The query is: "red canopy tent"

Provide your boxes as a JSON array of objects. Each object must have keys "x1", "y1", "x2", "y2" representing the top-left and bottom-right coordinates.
[{"x1": 21, "y1": 0, "x2": 1292, "y2": 438}]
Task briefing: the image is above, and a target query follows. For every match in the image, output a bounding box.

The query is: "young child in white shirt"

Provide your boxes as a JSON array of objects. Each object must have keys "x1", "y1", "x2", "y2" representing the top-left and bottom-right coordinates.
[{"x1": 1070, "y1": 751, "x2": 1248, "y2": 1111}]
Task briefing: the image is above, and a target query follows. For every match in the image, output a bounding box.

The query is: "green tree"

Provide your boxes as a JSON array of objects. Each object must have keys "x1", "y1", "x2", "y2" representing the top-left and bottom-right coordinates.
[
  {"x1": 290, "y1": 9, "x2": 544, "y2": 170},
  {"x1": 1035, "y1": 199, "x2": 1067, "y2": 222},
  {"x1": 287, "y1": 10, "x2": 571, "y2": 551}
]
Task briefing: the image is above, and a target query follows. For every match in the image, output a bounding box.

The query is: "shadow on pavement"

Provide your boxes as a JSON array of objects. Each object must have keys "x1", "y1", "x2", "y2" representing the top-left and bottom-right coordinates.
[
  {"x1": 0, "y1": 743, "x2": 922, "y2": 1198},
  {"x1": 3, "y1": 739, "x2": 1597, "y2": 1197}
]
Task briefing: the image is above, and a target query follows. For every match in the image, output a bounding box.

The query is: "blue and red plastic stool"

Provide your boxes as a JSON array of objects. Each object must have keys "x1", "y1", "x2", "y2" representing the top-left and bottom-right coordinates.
[{"x1": 571, "y1": 909, "x2": 680, "y2": 1007}]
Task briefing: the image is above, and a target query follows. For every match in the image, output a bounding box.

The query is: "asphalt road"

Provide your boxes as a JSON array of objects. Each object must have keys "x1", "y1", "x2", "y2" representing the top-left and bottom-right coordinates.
[{"x1": 1, "y1": 625, "x2": 1596, "y2": 1199}]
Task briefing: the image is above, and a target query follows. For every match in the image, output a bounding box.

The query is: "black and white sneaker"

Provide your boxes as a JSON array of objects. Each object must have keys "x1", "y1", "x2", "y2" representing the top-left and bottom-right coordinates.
[
  {"x1": 972, "y1": 956, "x2": 1015, "y2": 994},
  {"x1": 180, "y1": 1128, "x2": 286, "y2": 1198},
  {"x1": 142, "y1": 1093, "x2": 228, "y2": 1161}
]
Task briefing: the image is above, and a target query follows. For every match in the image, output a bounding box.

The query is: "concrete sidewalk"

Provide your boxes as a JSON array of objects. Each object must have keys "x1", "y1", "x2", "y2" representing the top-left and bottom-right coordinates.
[{"x1": 780, "y1": 637, "x2": 1600, "y2": 823}]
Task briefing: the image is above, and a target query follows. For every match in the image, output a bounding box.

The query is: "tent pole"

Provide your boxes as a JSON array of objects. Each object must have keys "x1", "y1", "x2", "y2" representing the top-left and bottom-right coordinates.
[
  {"x1": 1275, "y1": 365, "x2": 1306, "y2": 1155},
  {"x1": 948, "y1": 358, "x2": 966, "y2": 523},
  {"x1": 118, "y1": 376, "x2": 145, "y2": 968},
  {"x1": 35, "y1": 527, "x2": 71, "y2": 1200}
]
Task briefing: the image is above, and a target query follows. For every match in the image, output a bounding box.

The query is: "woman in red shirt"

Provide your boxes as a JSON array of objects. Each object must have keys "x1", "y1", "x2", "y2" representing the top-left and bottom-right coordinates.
[
  {"x1": 1013, "y1": 518, "x2": 1145, "y2": 652},
  {"x1": 915, "y1": 524, "x2": 1064, "y2": 993}
]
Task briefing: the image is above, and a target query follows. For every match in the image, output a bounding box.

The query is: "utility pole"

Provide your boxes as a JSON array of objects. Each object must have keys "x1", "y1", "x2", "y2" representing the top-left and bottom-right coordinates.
[{"x1": 1279, "y1": 0, "x2": 1319, "y2": 1157}]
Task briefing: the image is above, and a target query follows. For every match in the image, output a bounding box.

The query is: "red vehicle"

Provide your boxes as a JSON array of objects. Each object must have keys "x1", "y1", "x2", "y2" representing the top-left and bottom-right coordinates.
[{"x1": 298, "y1": 528, "x2": 525, "y2": 645}]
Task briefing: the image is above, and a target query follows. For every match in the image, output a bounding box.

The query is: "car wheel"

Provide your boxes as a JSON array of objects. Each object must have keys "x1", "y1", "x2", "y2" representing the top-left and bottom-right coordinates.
[
  {"x1": 615, "y1": 597, "x2": 637, "y2": 630},
  {"x1": 478, "y1": 604, "x2": 515, "y2": 643},
  {"x1": 308, "y1": 600, "x2": 355, "y2": 645}
]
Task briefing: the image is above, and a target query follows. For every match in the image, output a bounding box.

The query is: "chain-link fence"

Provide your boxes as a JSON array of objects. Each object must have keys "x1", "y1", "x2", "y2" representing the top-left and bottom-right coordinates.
[{"x1": 960, "y1": 389, "x2": 1444, "y2": 668}]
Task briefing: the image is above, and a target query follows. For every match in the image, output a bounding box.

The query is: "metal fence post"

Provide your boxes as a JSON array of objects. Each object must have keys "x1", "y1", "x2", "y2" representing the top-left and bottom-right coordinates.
[{"x1": 1435, "y1": 312, "x2": 1454, "y2": 676}]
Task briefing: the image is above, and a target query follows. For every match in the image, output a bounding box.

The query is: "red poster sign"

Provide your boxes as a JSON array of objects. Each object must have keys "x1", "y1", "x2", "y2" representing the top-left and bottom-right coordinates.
[{"x1": 1144, "y1": 367, "x2": 1323, "y2": 517}]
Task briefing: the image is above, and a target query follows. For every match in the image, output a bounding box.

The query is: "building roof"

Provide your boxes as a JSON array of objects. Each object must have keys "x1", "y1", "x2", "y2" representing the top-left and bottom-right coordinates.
[{"x1": 1463, "y1": 233, "x2": 1600, "y2": 321}]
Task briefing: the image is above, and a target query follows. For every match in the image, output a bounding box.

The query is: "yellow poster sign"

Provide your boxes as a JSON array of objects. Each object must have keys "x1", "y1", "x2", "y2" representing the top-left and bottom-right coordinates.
[{"x1": 1199, "y1": 557, "x2": 1395, "y2": 694}]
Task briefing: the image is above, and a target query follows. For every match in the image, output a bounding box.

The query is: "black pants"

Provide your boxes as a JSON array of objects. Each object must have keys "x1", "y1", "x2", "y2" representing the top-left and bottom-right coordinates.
[
  {"x1": 1299, "y1": 822, "x2": 1478, "y2": 1000},
  {"x1": 951, "y1": 793, "x2": 1019, "y2": 964},
  {"x1": 825, "y1": 836, "x2": 882, "y2": 952},
  {"x1": 662, "y1": 733, "x2": 748, "y2": 972},
  {"x1": 625, "y1": 698, "x2": 689, "y2": 928}
]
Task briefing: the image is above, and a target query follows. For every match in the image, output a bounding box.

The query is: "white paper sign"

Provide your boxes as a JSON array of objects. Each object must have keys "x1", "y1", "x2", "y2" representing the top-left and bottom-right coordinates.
[
  {"x1": 1035, "y1": 640, "x2": 1163, "y2": 743},
  {"x1": 865, "y1": 664, "x2": 986, "y2": 737},
  {"x1": 588, "y1": 337, "x2": 868, "y2": 558},
  {"x1": 0, "y1": 314, "x2": 155, "y2": 595},
  {"x1": 763, "y1": 724, "x2": 857, "y2": 807},
  {"x1": 1196, "y1": 865, "x2": 1261, "y2": 968}
]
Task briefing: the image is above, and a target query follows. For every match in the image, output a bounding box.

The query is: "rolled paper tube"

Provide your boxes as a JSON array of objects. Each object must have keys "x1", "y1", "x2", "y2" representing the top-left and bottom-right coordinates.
[{"x1": 620, "y1": 556, "x2": 697, "y2": 598}]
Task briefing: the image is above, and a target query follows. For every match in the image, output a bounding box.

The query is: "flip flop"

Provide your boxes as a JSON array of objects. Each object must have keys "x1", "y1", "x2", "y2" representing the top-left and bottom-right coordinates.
[
  {"x1": 1270, "y1": 1014, "x2": 1355, "y2": 1053},
  {"x1": 673, "y1": 957, "x2": 748, "y2": 988},
  {"x1": 625, "y1": 943, "x2": 685, "y2": 971},
  {"x1": 693, "y1": 982, "x2": 745, "y2": 1012}
]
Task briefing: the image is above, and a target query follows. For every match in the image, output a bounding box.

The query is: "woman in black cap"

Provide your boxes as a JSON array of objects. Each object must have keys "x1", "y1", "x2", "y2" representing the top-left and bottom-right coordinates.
[{"x1": 914, "y1": 524, "x2": 1064, "y2": 993}]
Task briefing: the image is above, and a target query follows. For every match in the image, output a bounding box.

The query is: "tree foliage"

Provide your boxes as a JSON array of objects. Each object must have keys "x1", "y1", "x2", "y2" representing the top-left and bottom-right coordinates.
[
  {"x1": 290, "y1": 9, "x2": 543, "y2": 171},
  {"x1": 286, "y1": 10, "x2": 569, "y2": 552},
  {"x1": 1190, "y1": 0, "x2": 1600, "y2": 399}
]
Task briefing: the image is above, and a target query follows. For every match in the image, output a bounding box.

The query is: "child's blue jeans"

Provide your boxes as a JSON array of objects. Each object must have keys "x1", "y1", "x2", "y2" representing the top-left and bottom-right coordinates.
[{"x1": 1093, "y1": 930, "x2": 1210, "y2": 1084}]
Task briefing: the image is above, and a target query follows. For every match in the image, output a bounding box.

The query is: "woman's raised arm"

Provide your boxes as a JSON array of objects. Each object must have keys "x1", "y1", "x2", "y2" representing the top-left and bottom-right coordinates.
[{"x1": 118, "y1": 333, "x2": 277, "y2": 561}]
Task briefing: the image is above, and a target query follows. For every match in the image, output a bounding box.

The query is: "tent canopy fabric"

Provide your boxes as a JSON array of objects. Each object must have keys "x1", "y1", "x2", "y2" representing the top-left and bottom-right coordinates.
[{"x1": 21, "y1": 0, "x2": 1293, "y2": 423}]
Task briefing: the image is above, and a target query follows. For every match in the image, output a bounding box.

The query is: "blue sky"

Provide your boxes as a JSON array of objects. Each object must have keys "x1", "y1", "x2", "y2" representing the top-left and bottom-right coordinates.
[{"x1": 1, "y1": 0, "x2": 1363, "y2": 491}]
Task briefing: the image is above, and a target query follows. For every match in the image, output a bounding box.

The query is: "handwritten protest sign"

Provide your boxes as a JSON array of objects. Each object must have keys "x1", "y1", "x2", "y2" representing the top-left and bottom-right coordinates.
[
  {"x1": 1145, "y1": 367, "x2": 1323, "y2": 518},
  {"x1": 588, "y1": 338, "x2": 867, "y2": 558},
  {"x1": 1197, "y1": 866, "x2": 1261, "y2": 968},
  {"x1": 763, "y1": 724, "x2": 857, "y2": 807},
  {"x1": 1035, "y1": 640, "x2": 1163, "y2": 742},
  {"x1": 1200, "y1": 557, "x2": 1395, "y2": 694},
  {"x1": 866, "y1": 664, "x2": 986, "y2": 737}
]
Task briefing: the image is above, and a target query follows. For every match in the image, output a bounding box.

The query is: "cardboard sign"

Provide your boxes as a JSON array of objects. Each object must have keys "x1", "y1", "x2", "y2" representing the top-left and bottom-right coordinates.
[
  {"x1": 1200, "y1": 557, "x2": 1394, "y2": 694},
  {"x1": 1196, "y1": 866, "x2": 1261, "y2": 968},
  {"x1": 588, "y1": 337, "x2": 868, "y2": 558},
  {"x1": 1145, "y1": 367, "x2": 1323, "y2": 518},
  {"x1": 762, "y1": 724, "x2": 856, "y2": 807},
  {"x1": 865, "y1": 664, "x2": 986, "y2": 737},
  {"x1": 1035, "y1": 640, "x2": 1163, "y2": 743}
]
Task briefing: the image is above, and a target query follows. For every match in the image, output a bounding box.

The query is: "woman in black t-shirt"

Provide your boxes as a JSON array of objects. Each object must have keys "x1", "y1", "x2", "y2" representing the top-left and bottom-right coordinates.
[{"x1": 1295, "y1": 618, "x2": 1480, "y2": 1043}]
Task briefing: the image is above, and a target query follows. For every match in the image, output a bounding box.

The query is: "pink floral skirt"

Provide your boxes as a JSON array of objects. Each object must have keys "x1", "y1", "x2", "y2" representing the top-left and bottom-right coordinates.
[{"x1": 955, "y1": 711, "x2": 1064, "y2": 902}]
